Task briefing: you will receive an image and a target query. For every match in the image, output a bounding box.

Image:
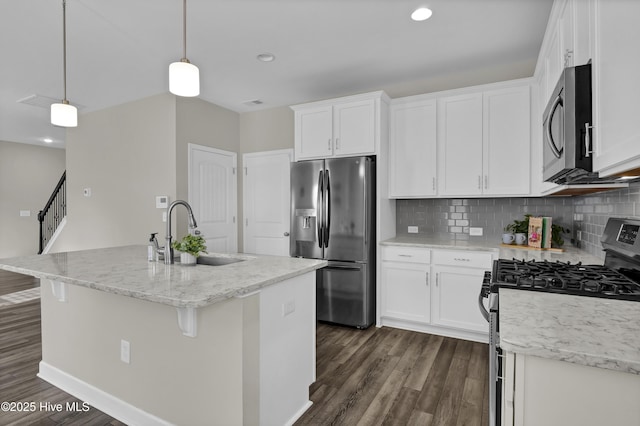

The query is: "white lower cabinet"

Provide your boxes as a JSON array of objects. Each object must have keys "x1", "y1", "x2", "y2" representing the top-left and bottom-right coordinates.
[
  {"x1": 381, "y1": 262, "x2": 430, "y2": 324},
  {"x1": 431, "y1": 266, "x2": 489, "y2": 334},
  {"x1": 380, "y1": 245, "x2": 494, "y2": 342},
  {"x1": 503, "y1": 352, "x2": 640, "y2": 426}
]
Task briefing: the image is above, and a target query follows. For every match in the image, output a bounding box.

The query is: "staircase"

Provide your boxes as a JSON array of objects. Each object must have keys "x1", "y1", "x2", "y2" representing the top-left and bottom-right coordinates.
[{"x1": 38, "y1": 171, "x2": 66, "y2": 254}]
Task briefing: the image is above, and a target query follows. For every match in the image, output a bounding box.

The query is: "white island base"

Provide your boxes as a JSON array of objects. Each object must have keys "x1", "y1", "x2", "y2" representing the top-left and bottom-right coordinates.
[{"x1": 37, "y1": 272, "x2": 316, "y2": 426}]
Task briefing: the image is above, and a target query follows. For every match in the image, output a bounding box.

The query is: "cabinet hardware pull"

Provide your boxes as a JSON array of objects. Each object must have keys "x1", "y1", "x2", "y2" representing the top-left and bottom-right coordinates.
[
  {"x1": 484, "y1": 175, "x2": 488, "y2": 190},
  {"x1": 426, "y1": 273, "x2": 429, "y2": 286},
  {"x1": 327, "y1": 139, "x2": 331, "y2": 151},
  {"x1": 477, "y1": 176, "x2": 481, "y2": 190},
  {"x1": 585, "y1": 122, "x2": 594, "y2": 157},
  {"x1": 398, "y1": 254, "x2": 412, "y2": 257},
  {"x1": 454, "y1": 258, "x2": 470, "y2": 262},
  {"x1": 436, "y1": 273, "x2": 439, "y2": 286},
  {"x1": 336, "y1": 138, "x2": 340, "y2": 150},
  {"x1": 432, "y1": 177, "x2": 436, "y2": 191}
]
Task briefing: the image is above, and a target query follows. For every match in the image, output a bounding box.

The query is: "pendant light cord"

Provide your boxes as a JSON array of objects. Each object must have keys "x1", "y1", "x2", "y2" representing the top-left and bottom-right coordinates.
[
  {"x1": 182, "y1": 0, "x2": 187, "y2": 61},
  {"x1": 62, "y1": 0, "x2": 68, "y2": 103}
]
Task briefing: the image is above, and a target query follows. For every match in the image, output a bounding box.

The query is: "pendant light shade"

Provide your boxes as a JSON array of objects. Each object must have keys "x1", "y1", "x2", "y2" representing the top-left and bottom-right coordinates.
[
  {"x1": 51, "y1": 0, "x2": 78, "y2": 128},
  {"x1": 169, "y1": 60, "x2": 200, "y2": 97},
  {"x1": 169, "y1": 0, "x2": 200, "y2": 97},
  {"x1": 51, "y1": 101, "x2": 78, "y2": 127}
]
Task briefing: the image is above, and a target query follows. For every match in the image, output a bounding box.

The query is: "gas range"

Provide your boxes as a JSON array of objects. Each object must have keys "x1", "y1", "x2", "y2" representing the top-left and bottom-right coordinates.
[
  {"x1": 488, "y1": 258, "x2": 640, "y2": 301},
  {"x1": 479, "y1": 217, "x2": 640, "y2": 426},
  {"x1": 482, "y1": 217, "x2": 640, "y2": 302}
]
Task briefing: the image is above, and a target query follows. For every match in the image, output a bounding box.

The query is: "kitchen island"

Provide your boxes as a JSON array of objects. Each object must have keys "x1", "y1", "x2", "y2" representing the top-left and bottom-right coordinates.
[
  {"x1": 499, "y1": 289, "x2": 640, "y2": 425},
  {"x1": 0, "y1": 245, "x2": 327, "y2": 426}
]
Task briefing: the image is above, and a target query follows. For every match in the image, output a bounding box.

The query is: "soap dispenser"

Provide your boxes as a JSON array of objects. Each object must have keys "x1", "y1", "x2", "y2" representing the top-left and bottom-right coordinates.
[{"x1": 148, "y1": 233, "x2": 159, "y2": 261}]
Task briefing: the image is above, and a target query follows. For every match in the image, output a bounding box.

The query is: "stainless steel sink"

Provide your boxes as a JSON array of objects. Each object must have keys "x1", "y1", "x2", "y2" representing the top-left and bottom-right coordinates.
[{"x1": 195, "y1": 256, "x2": 245, "y2": 266}]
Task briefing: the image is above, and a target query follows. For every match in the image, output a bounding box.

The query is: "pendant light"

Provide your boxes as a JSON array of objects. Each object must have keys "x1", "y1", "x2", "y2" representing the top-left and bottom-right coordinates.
[
  {"x1": 169, "y1": 0, "x2": 200, "y2": 97},
  {"x1": 51, "y1": 0, "x2": 78, "y2": 128}
]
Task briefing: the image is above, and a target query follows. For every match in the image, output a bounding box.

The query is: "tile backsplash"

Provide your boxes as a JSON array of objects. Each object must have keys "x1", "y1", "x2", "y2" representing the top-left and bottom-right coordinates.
[
  {"x1": 396, "y1": 182, "x2": 640, "y2": 260},
  {"x1": 573, "y1": 182, "x2": 640, "y2": 258}
]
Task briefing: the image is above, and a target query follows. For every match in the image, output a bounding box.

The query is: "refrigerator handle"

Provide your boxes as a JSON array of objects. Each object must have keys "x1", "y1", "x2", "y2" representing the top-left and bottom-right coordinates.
[
  {"x1": 324, "y1": 169, "x2": 331, "y2": 248},
  {"x1": 317, "y1": 170, "x2": 324, "y2": 248}
]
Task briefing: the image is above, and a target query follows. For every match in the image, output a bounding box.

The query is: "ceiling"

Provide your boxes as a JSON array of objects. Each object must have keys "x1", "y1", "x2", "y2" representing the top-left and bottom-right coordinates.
[{"x1": 0, "y1": 0, "x2": 553, "y2": 149}]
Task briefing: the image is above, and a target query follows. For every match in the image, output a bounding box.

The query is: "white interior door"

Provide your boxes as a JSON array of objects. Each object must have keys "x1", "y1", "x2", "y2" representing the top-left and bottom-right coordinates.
[
  {"x1": 189, "y1": 144, "x2": 237, "y2": 253},
  {"x1": 243, "y1": 149, "x2": 292, "y2": 256}
]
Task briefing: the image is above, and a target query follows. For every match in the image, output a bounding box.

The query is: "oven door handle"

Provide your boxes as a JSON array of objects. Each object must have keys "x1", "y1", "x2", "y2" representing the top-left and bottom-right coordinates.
[
  {"x1": 478, "y1": 291, "x2": 489, "y2": 322},
  {"x1": 478, "y1": 290, "x2": 490, "y2": 322}
]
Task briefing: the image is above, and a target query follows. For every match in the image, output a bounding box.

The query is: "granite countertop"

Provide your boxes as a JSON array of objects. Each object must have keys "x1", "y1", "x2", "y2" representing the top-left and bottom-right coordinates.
[
  {"x1": 499, "y1": 288, "x2": 640, "y2": 375},
  {"x1": 0, "y1": 245, "x2": 327, "y2": 309},
  {"x1": 381, "y1": 235, "x2": 603, "y2": 264}
]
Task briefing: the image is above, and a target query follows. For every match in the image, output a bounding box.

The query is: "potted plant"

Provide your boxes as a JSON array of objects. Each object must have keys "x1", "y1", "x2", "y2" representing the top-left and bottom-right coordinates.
[
  {"x1": 171, "y1": 234, "x2": 207, "y2": 265},
  {"x1": 551, "y1": 223, "x2": 571, "y2": 248},
  {"x1": 505, "y1": 214, "x2": 531, "y2": 245}
]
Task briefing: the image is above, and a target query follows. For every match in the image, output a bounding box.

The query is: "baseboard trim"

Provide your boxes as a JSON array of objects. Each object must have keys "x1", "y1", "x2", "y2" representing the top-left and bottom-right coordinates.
[
  {"x1": 38, "y1": 361, "x2": 173, "y2": 426},
  {"x1": 285, "y1": 400, "x2": 313, "y2": 426}
]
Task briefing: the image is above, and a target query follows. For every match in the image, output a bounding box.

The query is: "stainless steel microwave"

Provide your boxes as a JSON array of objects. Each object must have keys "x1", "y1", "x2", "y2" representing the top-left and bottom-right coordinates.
[{"x1": 542, "y1": 64, "x2": 593, "y2": 184}]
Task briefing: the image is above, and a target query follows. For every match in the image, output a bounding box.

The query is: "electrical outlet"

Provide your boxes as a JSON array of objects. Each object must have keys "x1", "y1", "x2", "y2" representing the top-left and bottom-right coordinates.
[
  {"x1": 576, "y1": 230, "x2": 582, "y2": 241},
  {"x1": 120, "y1": 340, "x2": 130, "y2": 364},
  {"x1": 408, "y1": 226, "x2": 419, "y2": 234},
  {"x1": 469, "y1": 227, "x2": 483, "y2": 236},
  {"x1": 162, "y1": 212, "x2": 167, "y2": 222}
]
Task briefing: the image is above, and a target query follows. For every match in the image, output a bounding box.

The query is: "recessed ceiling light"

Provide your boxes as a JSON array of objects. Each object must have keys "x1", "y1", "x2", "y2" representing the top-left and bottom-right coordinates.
[
  {"x1": 411, "y1": 7, "x2": 433, "y2": 21},
  {"x1": 43, "y1": 138, "x2": 53, "y2": 143},
  {"x1": 256, "y1": 53, "x2": 275, "y2": 62}
]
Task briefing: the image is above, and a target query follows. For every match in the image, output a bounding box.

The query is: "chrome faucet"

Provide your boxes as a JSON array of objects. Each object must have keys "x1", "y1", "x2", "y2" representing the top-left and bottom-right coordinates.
[{"x1": 164, "y1": 200, "x2": 198, "y2": 264}]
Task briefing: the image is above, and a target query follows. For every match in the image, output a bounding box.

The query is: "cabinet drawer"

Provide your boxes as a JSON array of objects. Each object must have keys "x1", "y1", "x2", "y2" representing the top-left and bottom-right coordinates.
[
  {"x1": 432, "y1": 250, "x2": 493, "y2": 268},
  {"x1": 382, "y1": 246, "x2": 430, "y2": 264}
]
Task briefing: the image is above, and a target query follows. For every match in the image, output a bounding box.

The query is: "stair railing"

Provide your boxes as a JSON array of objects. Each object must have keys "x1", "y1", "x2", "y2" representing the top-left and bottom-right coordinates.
[{"x1": 38, "y1": 171, "x2": 66, "y2": 254}]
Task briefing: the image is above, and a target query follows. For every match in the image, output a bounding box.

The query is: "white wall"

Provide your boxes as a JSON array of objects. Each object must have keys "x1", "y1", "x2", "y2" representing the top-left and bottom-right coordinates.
[
  {"x1": 51, "y1": 94, "x2": 177, "y2": 252},
  {"x1": 0, "y1": 141, "x2": 65, "y2": 258}
]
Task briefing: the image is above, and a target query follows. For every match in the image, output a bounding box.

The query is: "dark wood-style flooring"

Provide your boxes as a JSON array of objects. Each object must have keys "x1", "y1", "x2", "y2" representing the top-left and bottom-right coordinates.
[{"x1": 1, "y1": 270, "x2": 488, "y2": 425}]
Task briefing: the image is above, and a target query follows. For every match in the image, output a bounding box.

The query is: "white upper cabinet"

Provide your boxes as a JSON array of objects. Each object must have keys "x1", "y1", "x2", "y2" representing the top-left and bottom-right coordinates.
[
  {"x1": 388, "y1": 82, "x2": 532, "y2": 199},
  {"x1": 592, "y1": 0, "x2": 640, "y2": 177},
  {"x1": 292, "y1": 91, "x2": 388, "y2": 161},
  {"x1": 483, "y1": 86, "x2": 531, "y2": 195},
  {"x1": 333, "y1": 99, "x2": 376, "y2": 157},
  {"x1": 388, "y1": 99, "x2": 437, "y2": 197},
  {"x1": 438, "y1": 93, "x2": 484, "y2": 196},
  {"x1": 294, "y1": 105, "x2": 333, "y2": 159}
]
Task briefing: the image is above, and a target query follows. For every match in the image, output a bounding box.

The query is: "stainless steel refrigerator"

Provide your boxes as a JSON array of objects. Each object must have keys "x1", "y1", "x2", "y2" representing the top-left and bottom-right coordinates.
[{"x1": 290, "y1": 156, "x2": 375, "y2": 329}]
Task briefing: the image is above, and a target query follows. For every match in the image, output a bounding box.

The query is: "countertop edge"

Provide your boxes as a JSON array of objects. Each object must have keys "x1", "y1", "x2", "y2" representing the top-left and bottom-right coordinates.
[
  {"x1": 0, "y1": 251, "x2": 328, "y2": 309},
  {"x1": 499, "y1": 339, "x2": 640, "y2": 376}
]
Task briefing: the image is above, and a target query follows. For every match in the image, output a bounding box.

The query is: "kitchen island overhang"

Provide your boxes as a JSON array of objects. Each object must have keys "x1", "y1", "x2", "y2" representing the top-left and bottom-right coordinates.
[{"x1": 0, "y1": 245, "x2": 327, "y2": 426}]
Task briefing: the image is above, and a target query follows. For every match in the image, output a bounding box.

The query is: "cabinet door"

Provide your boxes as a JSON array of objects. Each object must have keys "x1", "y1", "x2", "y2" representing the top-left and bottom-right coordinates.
[
  {"x1": 333, "y1": 99, "x2": 375, "y2": 157},
  {"x1": 592, "y1": 0, "x2": 640, "y2": 176},
  {"x1": 389, "y1": 100, "x2": 437, "y2": 197},
  {"x1": 381, "y1": 262, "x2": 430, "y2": 324},
  {"x1": 544, "y1": 22, "x2": 563, "y2": 103},
  {"x1": 294, "y1": 105, "x2": 333, "y2": 160},
  {"x1": 437, "y1": 93, "x2": 483, "y2": 196},
  {"x1": 483, "y1": 86, "x2": 531, "y2": 196},
  {"x1": 431, "y1": 266, "x2": 488, "y2": 334}
]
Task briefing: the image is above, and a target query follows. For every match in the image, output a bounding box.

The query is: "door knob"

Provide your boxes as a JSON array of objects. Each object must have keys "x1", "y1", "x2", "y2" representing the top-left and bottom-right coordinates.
[{"x1": 284, "y1": 232, "x2": 290, "y2": 237}]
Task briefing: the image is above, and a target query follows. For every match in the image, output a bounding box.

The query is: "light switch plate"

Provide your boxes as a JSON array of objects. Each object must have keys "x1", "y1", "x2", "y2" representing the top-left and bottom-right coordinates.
[
  {"x1": 469, "y1": 227, "x2": 483, "y2": 236},
  {"x1": 408, "y1": 226, "x2": 419, "y2": 234}
]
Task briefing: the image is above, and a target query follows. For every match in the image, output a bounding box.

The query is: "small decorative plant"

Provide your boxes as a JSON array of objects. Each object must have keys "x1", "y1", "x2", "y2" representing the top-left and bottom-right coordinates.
[
  {"x1": 505, "y1": 214, "x2": 532, "y2": 234},
  {"x1": 171, "y1": 234, "x2": 207, "y2": 257},
  {"x1": 551, "y1": 224, "x2": 571, "y2": 248}
]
